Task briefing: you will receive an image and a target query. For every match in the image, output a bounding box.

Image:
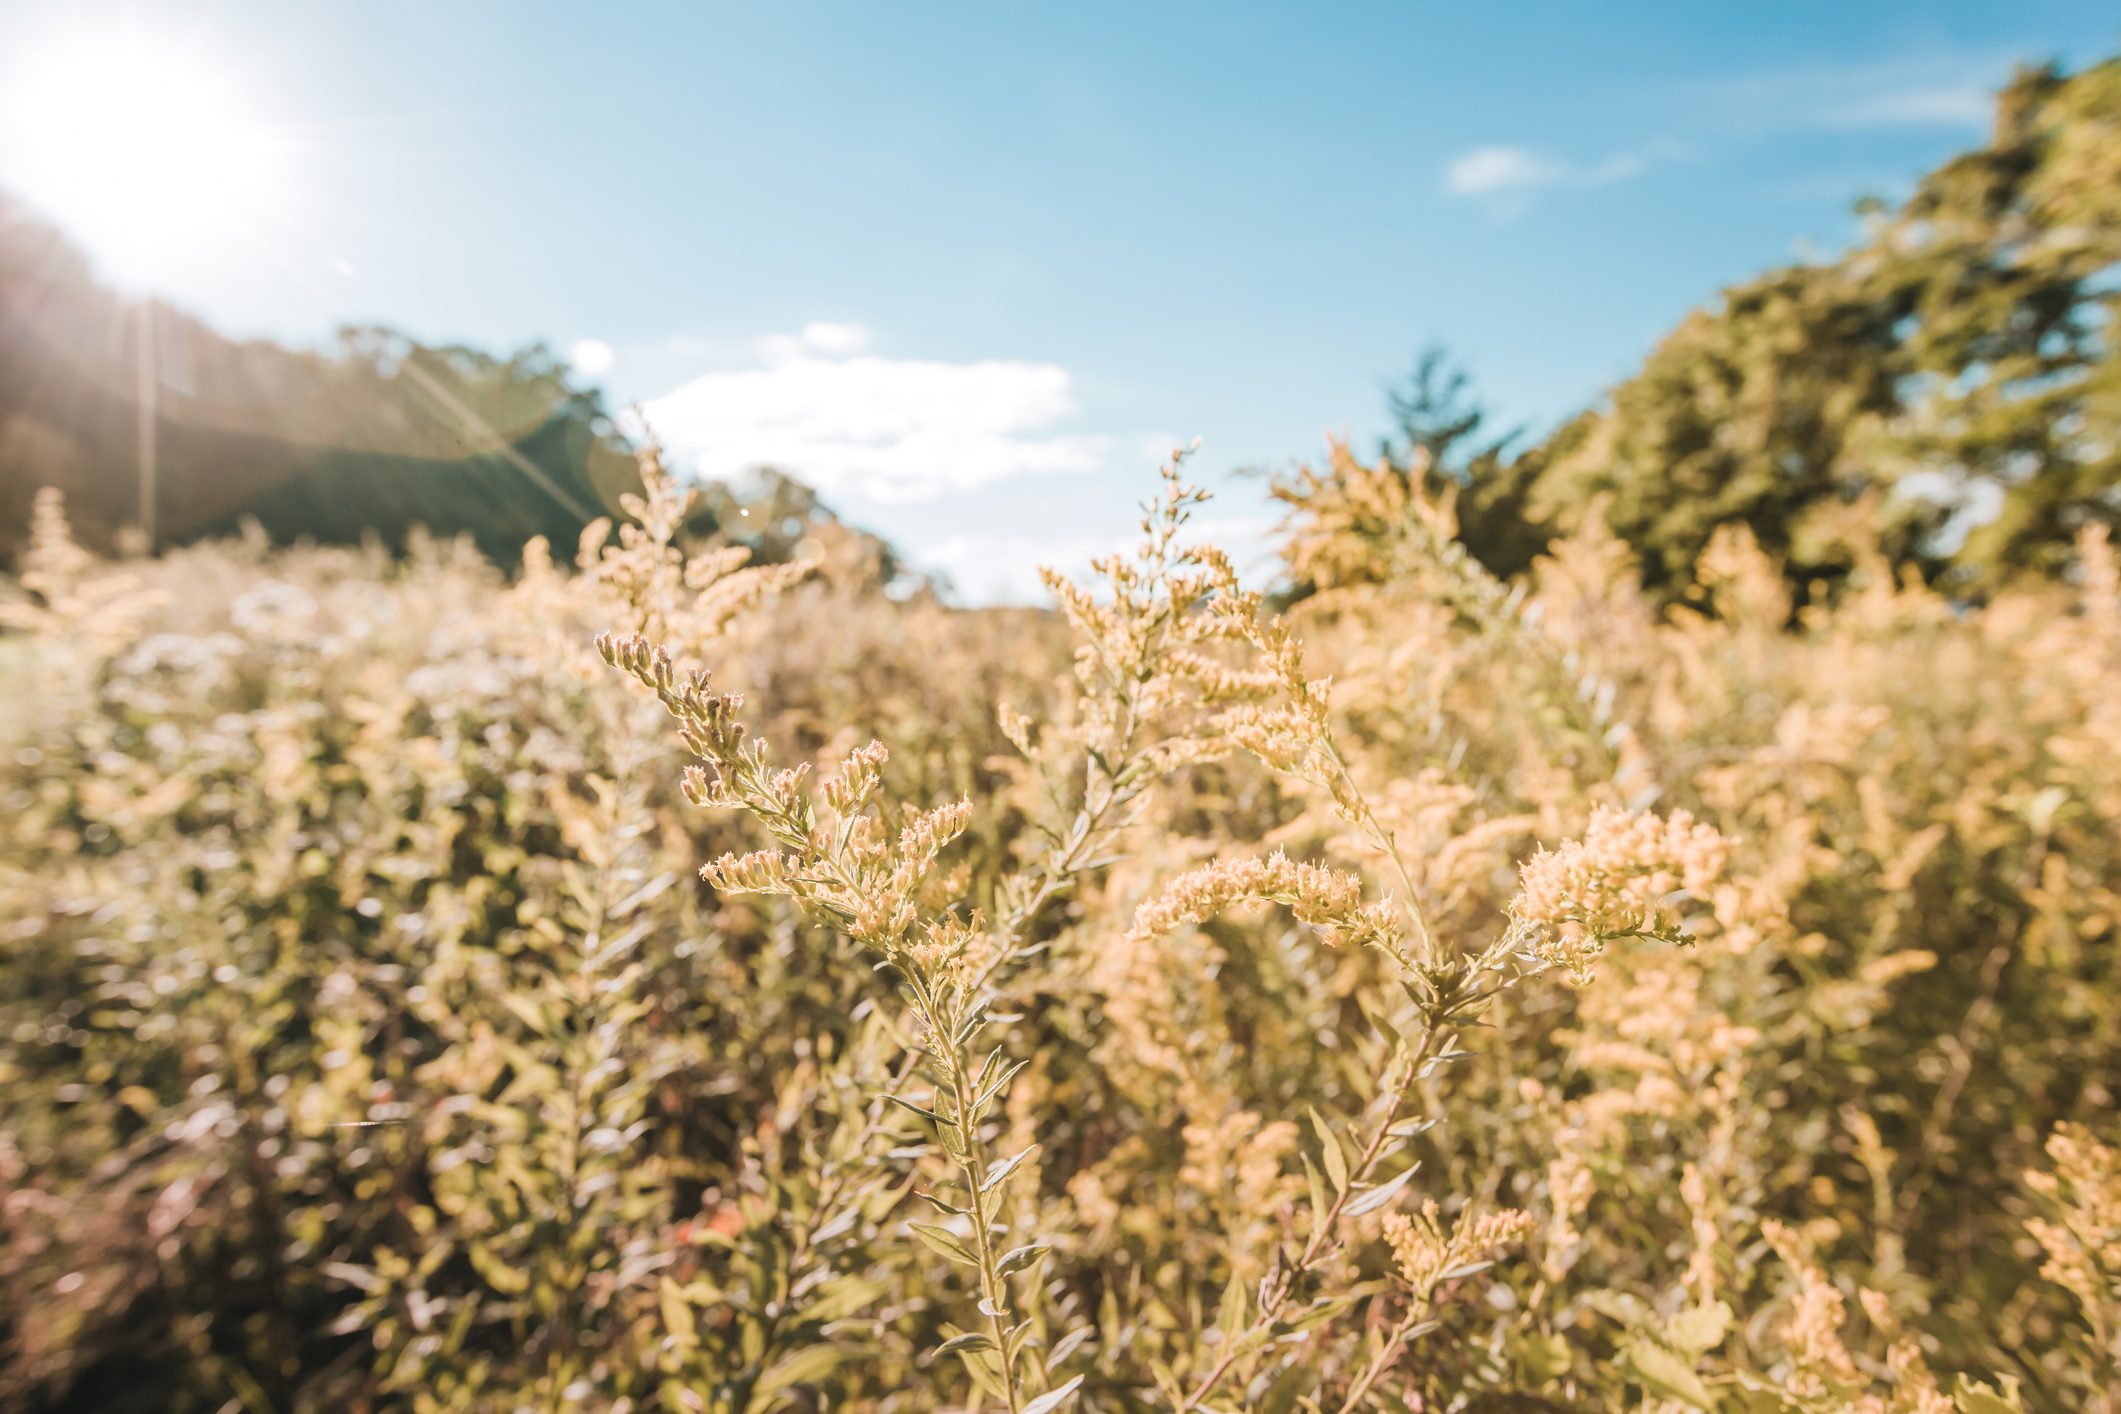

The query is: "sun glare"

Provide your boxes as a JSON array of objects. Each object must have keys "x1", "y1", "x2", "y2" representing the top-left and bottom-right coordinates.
[{"x1": 0, "y1": 35, "x2": 292, "y2": 279}]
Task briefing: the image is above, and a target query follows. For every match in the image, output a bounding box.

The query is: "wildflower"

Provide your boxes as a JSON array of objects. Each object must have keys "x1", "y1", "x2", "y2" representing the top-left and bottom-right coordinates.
[
  {"x1": 1511, "y1": 806, "x2": 1731, "y2": 980},
  {"x1": 903, "y1": 910, "x2": 993, "y2": 984},
  {"x1": 1763, "y1": 1218, "x2": 1860, "y2": 1393},
  {"x1": 700, "y1": 849, "x2": 796, "y2": 894},
  {"x1": 1545, "y1": 1147, "x2": 1594, "y2": 1254},
  {"x1": 2024, "y1": 1123, "x2": 2121, "y2": 1348},
  {"x1": 1380, "y1": 1200, "x2": 1535, "y2": 1297},
  {"x1": 1125, "y1": 851, "x2": 1402, "y2": 954},
  {"x1": 1680, "y1": 1162, "x2": 1720, "y2": 1302}
]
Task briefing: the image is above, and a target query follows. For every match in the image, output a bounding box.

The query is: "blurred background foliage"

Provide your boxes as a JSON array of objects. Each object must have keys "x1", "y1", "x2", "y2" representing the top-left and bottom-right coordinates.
[{"x1": 0, "y1": 200, "x2": 897, "y2": 579}]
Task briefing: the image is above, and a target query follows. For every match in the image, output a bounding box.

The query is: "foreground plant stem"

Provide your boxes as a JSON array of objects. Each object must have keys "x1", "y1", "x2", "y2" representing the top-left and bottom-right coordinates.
[
  {"x1": 738, "y1": 685, "x2": 1152, "y2": 1407},
  {"x1": 1316, "y1": 731, "x2": 1435, "y2": 962},
  {"x1": 944, "y1": 1029, "x2": 1026, "y2": 1414},
  {"x1": 1175, "y1": 1020, "x2": 1448, "y2": 1414},
  {"x1": 1334, "y1": 1299, "x2": 1434, "y2": 1413}
]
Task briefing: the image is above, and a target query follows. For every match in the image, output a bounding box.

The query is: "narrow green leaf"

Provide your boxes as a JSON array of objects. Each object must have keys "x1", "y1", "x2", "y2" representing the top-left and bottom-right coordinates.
[
  {"x1": 1309, "y1": 1106, "x2": 1349, "y2": 1195},
  {"x1": 1021, "y1": 1374, "x2": 1085, "y2": 1414},
  {"x1": 1344, "y1": 1162, "x2": 1420, "y2": 1217},
  {"x1": 907, "y1": 1221, "x2": 981, "y2": 1267},
  {"x1": 976, "y1": 1058, "x2": 1032, "y2": 1111},
  {"x1": 1273, "y1": 1296, "x2": 1351, "y2": 1335},
  {"x1": 659, "y1": 1276, "x2": 696, "y2": 1347},
  {"x1": 981, "y1": 1143, "x2": 1039, "y2": 1192},
  {"x1": 1438, "y1": 1259, "x2": 1494, "y2": 1282},
  {"x1": 1216, "y1": 1267, "x2": 1249, "y2": 1344},
  {"x1": 961, "y1": 1350, "x2": 1009, "y2": 1401},
  {"x1": 755, "y1": 1342, "x2": 867, "y2": 1396},
  {"x1": 1048, "y1": 1326, "x2": 1093, "y2": 1366},
  {"x1": 882, "y1": 1092, "x2": 955, "y2": 1126},
  {"x1": 498, "y1": 992, "x2": 552, "y2": 1038},
  {"x1": 1623, "y1": 1339, "x2": 1713, "y2": 1410},
  {"x1": 799, "y1": 1274, "x2": 890, "y2": 1326},
  {"x1": 995, "y1": 1242, "x2": 1051, "y2": 1278},
  {"x1": 1302, "y1": 1153, "x2": 1329, "y2": 1227}
]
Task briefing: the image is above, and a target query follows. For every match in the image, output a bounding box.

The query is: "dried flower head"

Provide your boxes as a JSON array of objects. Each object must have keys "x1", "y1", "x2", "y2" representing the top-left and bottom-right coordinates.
[{"x1": 1762, "y1": 1218, "x2": 1861, "y2": 1393}]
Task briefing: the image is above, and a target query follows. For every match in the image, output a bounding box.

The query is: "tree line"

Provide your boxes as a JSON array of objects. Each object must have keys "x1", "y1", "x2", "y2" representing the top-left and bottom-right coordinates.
[
  {"x1": 6, "y1": 52, "x2": 2119, "y2": 597},
  {"x1": 1349, "y1": 55, "x2": 2120, "y2": 599}
]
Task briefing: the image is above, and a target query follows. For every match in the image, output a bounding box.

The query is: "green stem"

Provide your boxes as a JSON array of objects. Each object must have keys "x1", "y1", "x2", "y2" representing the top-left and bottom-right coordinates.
[
  {"x1": 1334, "y1": 1298, "x2": 1432, "y2": 1413},
  {"x1": 1175, "y1": 1024, "x2": 1443, "y2": 1413},
  {"x1": 948, "y1": 1045, "x2": 1025, "y2": 1414}
]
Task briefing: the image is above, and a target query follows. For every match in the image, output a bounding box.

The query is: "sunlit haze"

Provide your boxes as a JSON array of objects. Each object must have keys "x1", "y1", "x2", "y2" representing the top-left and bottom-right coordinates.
[{"x1": 0, "y1": 25, "x2": 299, "y2": 286}]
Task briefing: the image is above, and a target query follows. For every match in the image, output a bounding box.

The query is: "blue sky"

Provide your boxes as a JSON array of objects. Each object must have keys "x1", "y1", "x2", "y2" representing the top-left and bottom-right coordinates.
[{"x1": 2, "y1": 1, "x2": 2116, "y2": 597}]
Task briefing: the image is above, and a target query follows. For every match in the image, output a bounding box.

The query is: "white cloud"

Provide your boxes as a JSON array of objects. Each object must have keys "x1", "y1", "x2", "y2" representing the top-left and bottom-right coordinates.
[
  {"x1": 758, "y1": 320, "x2": 871, "y2": 364},
  {"x1": 637, "y1": 324, "x2": 1111, "y2": 502},
  {"x1": 1820, "y1": 83, "x2": 1992, "y2": 131},
  {"x1": 568, "y1": 337, "x2": 616, "y2": 376},
  {"x1": 1443, "y1": 139, "x2": 1684, "y2": 208},
  {"x1": 1445, "y1": 146, "x2": 1564, "y2": 197},
  {"x1": 1446, "y1": 51, "x2": 2005, "y2": 216},
  {"x1": 918, "y1": 530, "x2": 1121, "y2": 603}
]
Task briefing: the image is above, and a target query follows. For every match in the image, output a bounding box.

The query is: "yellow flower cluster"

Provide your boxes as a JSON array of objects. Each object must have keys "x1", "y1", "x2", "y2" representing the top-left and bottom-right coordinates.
[
  {"x1": 1511, "y1": 806, "x2": 1732, "y2": 979},
  {"x1": 1124, "y1": 850, "x2": 1402, "y2": 954},
  {"x1": 14, "y1": 430, "x2": 2121, "y2": 1408},
  {"x1": 1762, "y1": 1218, "x2": 1861, "y2": 1395},
  {"x1": 2025, "y1": 1123, "x2": 2121, "y2": 1351},
  {"x1": 1379, "y1": 1200, "x2": 1536, "y2": 1296},
  {"x1": 601, "y1": 628, "x2": 975, "y2": 955}
]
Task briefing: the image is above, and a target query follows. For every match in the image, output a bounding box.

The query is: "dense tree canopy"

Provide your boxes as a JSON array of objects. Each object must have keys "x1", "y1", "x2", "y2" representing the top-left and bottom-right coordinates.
[
  {"x1": 1382, "y1": 346, "x2": 1545, "y2": 581},
  {"x1": 1519, "y1": 57, "x2": 2121, "y2": 594},
  {"x1": 1309, "y1": 57, "x2": 2121, "y2": 601}
]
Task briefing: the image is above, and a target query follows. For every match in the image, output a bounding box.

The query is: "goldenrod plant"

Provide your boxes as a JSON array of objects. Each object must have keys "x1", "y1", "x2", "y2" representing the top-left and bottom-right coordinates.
[{"x1": 4, "y1": 443, "x2": 2119, "y2": 1411}]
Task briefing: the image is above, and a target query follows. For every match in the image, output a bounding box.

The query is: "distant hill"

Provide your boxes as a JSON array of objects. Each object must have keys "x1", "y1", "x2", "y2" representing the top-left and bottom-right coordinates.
[{"x1": 0, "y1": 197, "x2": 640, "y2": 564}]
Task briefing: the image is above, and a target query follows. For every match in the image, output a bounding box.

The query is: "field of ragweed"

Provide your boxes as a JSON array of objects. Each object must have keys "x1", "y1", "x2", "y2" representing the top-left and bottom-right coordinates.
[{"x1": 3, "y1": 448, "x2": 2119, "y2": 1413}]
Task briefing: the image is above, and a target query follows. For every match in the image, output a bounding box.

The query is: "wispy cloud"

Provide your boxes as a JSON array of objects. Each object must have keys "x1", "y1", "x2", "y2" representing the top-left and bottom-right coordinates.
[
  {"x1": 1711, "y1": 50, "x2": 2009, "y2": 133},
  {"x1": 1444, "y1": 146, "x2": 1561, "y2": 197},
  {"x1": 636, "y1": 322, "x2": 1111, "y2": 503},
  {"x1": 1443, "y1": 140, "x2": 1682, "y2": 210},
  {"x1": 1445, "y1": 49, "x2": 2013, "y2": 218},
  {"x1": 1828, "y1": 84, "x2": 1993, "y2": 130}
]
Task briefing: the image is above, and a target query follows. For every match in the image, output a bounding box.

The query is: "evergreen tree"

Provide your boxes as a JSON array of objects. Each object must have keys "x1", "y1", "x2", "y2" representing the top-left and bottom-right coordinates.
[{"x1": 1382, "y1": 345, "x2": 1544, "y2": 580}]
